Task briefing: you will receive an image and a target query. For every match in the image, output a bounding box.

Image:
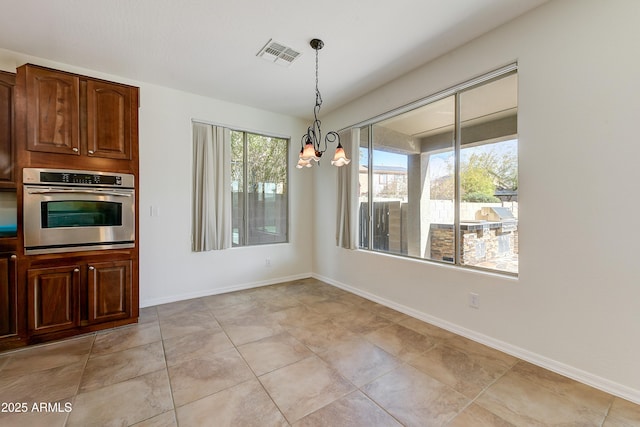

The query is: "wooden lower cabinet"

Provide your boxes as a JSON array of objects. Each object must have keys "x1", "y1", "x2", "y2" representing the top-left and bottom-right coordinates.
[
  {"x1": 27, "y1": 264, "x2": 80, "y2": 335},
  {"x1": 87, "y1": 260, "x2": 131, "y2": 324},
  {"x1": 0, "y1": 254, "x2": 17, "y2": 338},
  {"x1": 26, "y1": 257, "x2": 133, "y2": 337}
]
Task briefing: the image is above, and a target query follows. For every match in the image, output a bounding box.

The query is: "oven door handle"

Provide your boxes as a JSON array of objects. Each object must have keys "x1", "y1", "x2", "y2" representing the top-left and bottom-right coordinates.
[{"x1": 25, "y1": 188, "x2": 133, "y2": 197}]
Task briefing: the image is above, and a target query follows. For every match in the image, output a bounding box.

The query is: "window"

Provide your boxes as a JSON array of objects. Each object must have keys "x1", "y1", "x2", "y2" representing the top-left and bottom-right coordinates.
[
  {"x1": 231, "y1": 130, "x2": 288, "y2": 246},
  {"x1": 358, "y1": 68, "x2": 518, "y2": 275}
]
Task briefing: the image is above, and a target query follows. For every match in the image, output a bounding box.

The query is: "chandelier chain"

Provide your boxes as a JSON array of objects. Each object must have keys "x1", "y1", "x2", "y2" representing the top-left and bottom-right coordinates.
[
  {"x1": 310, "y1": 45, "x2": 327, "y2": 156},
  {"x1": 297, "y1": 38, "x2": 348, "y2": 168},
  {"x1": 315, "y1": 47, "x2": 322, "y2": 110}
]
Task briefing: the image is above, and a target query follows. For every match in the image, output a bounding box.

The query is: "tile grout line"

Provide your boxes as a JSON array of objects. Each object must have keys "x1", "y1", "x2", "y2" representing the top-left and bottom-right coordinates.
[
  {"x1": 336, "y1": 324, "x2": 502, "y2": 426},
  {"x1": 281, "y1": 303, "x2": 410, "y2": 426},
  {"x1": 600, "y1": 398, "x2": 615, "y2": 427},
  {"x1": 216, "y1": 296, "x2": 315, "y2": 425},
  {"x1": 208, "y1": 290, "x2": 353, "y2": 424},
  {"x1": 85, "y1": 307, "x2": 173, "y2": 426},
  {"x1": 189, "y1": 301, "x2": 293, "y2": 425},
  {"x1": 355, "y1": 368, "x2": 409, "y2": 426},
  {"x1": 447, "y1": 354, "x2": 518, "y2": 426},
  {"x1": 276, "y1": 353, "x2": 355, "y2": 425},
  {"x1": 153, "y1": 305, "x2": 181, "y2": 427},
  {"x1": 253, "y1": 375, "x2": 293, "y2": 426},
  {"x1": 62, "y1": 332, "x2": 97, "y2": 427},
  {"x1": 356, "y1": 338, "x2": 465, "y2": 427},
  {"x1": 281, "y1": 291, "x2": 409, "y2": 424}
]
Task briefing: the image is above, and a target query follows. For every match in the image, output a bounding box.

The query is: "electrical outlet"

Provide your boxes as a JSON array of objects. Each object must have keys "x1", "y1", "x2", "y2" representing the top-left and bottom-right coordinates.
[
  {"x1": 265, "y1": 258, "x2": 271, "y2": 267},
  {"x1": 469, "y1": 292, "x2": 480, "y2": 309}
]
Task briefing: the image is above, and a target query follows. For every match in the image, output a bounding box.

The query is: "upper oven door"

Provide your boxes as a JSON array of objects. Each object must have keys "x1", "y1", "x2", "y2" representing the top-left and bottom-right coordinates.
[{"x1": 23, "y1": 185, "x2": 135, "y2": 253}]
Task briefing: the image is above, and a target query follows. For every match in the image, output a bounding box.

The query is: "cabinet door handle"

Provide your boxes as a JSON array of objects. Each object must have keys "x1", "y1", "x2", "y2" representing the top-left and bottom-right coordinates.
[
  {"x1": 88, "y1": 266, "x2": 95, "y2": 271},
  {"x1": 88, "y1": 150, "x2": 94, "y2": 155},
  {"x1": 73, "y1": 268, "x2": 80, "y2": 272},
  {"x1": 72, "y1": 147, "x2": 79, "y2": 152},
  {"x1": 10, "y1": 254, "x2": 17, "y2": 260}
]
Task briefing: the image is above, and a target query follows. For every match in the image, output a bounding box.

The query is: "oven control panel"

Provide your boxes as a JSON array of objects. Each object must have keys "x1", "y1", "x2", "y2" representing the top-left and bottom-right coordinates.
[
  {"x1": 23, "y1": 168, "x2": 135, "y2": 188},
  {"x1": 41, "y1": 172, "x2": 122, "y2": 186}
]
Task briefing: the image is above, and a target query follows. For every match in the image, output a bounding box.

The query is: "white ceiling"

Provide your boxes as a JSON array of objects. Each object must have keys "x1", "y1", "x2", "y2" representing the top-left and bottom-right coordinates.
[
  {"x1": 0, "y1": 0, "x2": 546, "y2": 120},
  {"x1": 379, "y1": 72, "x2": 518, "y2": 137}
]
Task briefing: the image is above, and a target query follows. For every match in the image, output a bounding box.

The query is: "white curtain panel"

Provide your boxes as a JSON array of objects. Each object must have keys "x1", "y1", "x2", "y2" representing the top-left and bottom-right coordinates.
[
  {"x1": 336, "y1": 128, "x2": 359, "y2": 249},
  {"x1": 192, "y1": 122, "x2": 232, "y2": 251}
]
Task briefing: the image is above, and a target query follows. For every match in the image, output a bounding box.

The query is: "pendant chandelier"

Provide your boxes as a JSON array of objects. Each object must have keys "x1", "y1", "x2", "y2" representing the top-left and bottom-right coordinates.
[{"x1": 297, "y1": 38, "x2": 350, "y2": 169}]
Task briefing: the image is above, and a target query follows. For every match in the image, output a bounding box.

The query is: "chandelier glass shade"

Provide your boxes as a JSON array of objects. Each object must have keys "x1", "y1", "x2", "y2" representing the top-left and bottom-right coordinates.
[
  {"x1": 296, "y1": 147, "x2": 313, "y2": 168},
  {"x1": 297, "y1": 38, "x2": 350, "y2": 169},
  {"x1": 331, "y1": 142, "x2": 350, "y2": 166}
]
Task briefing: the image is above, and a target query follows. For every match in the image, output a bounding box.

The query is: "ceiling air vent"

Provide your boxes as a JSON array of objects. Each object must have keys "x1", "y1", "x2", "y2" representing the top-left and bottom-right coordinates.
[{"x1": 257, "y1": 39, "x2": 301, "y2": 67}]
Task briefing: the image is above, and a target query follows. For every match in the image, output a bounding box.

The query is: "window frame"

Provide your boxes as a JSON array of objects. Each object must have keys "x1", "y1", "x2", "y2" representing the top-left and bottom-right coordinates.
[
  {"x1": 356, "y1": 64, "x2": 518, "y2": 276},
  {"x1": 231, "y1": 129, "x2": 290, "y2": 247}
]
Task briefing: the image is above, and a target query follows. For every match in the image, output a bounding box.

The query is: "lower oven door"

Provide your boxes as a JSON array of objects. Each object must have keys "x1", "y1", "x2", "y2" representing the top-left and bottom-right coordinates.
[{"x1": 23, "y1": 185, "x2": 135, "y2": 254}]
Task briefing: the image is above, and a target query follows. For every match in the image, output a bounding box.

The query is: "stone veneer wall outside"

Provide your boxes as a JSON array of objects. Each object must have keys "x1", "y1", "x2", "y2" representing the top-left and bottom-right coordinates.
[{"x1": 430, "y1": 223, "x2": 518, "y2": 264}]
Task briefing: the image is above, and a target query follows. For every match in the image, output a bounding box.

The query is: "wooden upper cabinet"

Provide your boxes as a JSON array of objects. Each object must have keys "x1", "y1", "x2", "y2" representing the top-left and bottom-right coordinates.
[
  {"x1": 25, "y1": 66, "x2": 80, "y2": 155},
  {"x1": 86, "y1": 80, "x2": 132, "y2": 159},
  {"x1": 19, "y1": 64, "x2": 137, "y2": 162},
  {"x1": 0, "y1": 71, "x2": 16, "y2": 185}
]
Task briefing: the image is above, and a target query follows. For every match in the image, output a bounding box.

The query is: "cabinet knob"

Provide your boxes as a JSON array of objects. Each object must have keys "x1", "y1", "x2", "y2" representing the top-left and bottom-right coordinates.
[
  {"x1": 10, "y1": 254, "x2": 17, "y2": 260},
  {"x1": 88, "y1": 266, "x2": 95, "y2": 270},
  {"x1": 88, "y1": 150, "x2": 94, "y2": 155},
  {"x1": 72, "y1": 147, "x2": 79, "y2": 152},
  {"x1": 73, "y1": 268, "x2": 80, "y2": 272}
]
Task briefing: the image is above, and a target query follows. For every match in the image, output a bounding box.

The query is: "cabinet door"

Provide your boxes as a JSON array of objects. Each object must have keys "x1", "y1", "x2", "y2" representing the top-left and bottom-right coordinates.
[
  {"x1": 86, "y1": 80, "x2": 131, "y2": 159},
  {"x1": 25, "y1": 66, "x2": 80, "y2": 155},
  {"x1": 87, "y1": 260, "x2": 131, "y2": 324},
  {"x1": 0, "y1": 72, "x2": 15, "y2": 185},
  {"x1": 28, "y1": 265, "x2": 80, "y2": 335},
  {"x1": 0, "y1": 255, "x2": 17, "y2": 338}
]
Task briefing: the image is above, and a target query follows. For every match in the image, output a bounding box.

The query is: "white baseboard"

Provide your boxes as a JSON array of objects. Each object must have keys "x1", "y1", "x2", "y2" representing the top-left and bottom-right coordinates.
[
  {"x1": 313, "y1": 273, "x2": 640, "y2": 405},
  {"x1": 139, "y1": 272, "x2": 312, "y2": 308}
]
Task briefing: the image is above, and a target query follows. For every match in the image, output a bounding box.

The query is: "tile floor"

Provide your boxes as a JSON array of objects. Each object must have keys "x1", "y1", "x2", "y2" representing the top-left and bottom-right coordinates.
[{"x1": 1, "y1": 278, "x2": 639, "y2": 426}]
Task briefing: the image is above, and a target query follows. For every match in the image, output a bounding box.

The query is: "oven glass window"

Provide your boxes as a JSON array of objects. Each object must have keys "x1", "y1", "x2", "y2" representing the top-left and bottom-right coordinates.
[{"x1": 41, "y1": 201, "x2": 123, "y2": 228}]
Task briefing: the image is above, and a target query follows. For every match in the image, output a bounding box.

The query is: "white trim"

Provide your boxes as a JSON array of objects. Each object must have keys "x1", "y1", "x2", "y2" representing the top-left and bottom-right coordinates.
[
  {"x1": 139, "y1": 272, "x2": 312, "y2": 308},
  {"x1": 313, "y1": 273, "x2": 640, "y2": 405}
]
